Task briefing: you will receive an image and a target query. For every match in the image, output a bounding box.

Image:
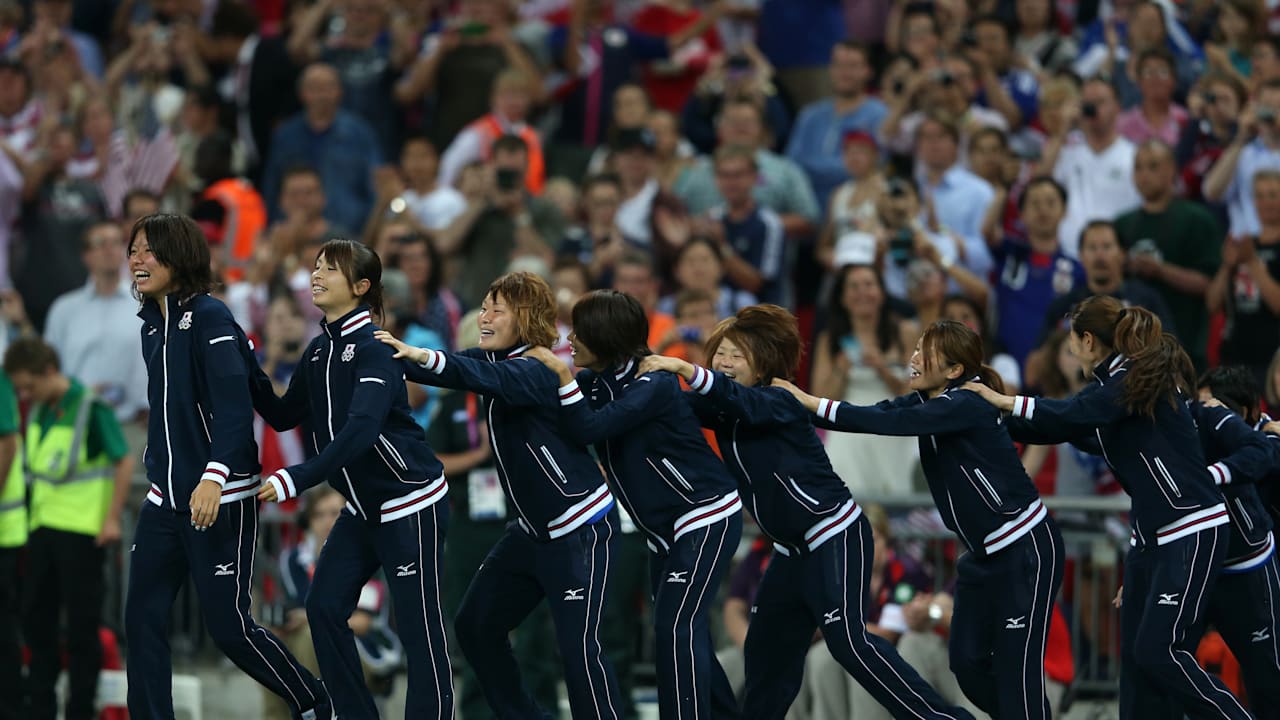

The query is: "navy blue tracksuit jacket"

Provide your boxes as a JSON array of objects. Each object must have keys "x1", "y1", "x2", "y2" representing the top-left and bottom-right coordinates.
[
  {"x1": 404, "y1": 344, "x2": 614, "y2": 539},
  {"x1": 1007, "y1": 352, "x2": 1228, "y2": 547},
  {"x1": 1191, "y1": 402, "x2": 1277, "y2": 571},
  {"x1": 249, "y1": 306, "x2": 448, "y2": 521},
  {"x1": 812, "y1": 380, "x2": 1049, "y2": 558},
  {"x1": 558, "y1": 360, "x2": 741, "y2": 552},
  {"x1": 139, "y1": 293, "x2": 263, "y2": 508}
]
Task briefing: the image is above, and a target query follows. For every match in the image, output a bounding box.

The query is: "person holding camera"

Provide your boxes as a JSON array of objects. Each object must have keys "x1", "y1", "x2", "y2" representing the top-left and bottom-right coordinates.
[
  {"x1": 1177, "y1": 72, "x2": 1248, "y2": 216},
  {"x1": 1204, "y1": 79, "x2": 1280, "y2": 239},
  {"x1": 435, "y1": 134, "x2": 564, "y2": 309},
  {"x1": 873, "y1": 175, "x2": 961, "y2": 302},
  {"x1": 1041, "y1": 77, "x2": 1141, "y2": 259}
]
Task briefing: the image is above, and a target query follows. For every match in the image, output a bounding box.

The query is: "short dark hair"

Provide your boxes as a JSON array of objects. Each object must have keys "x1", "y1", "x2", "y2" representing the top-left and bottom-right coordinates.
[
  {"x1": 282, "y1": 164, "x2": 322, "y2": 187},
  {"x1": 393, "y1": 232, "x2": 444, "y2": 296},
  {"x1": 972, "y1": 13, "x2": 1011, "y2": 37},
  {"x1": 1018, "y1": 175, "x2": 1068, "y2": 210},
  {"x1": 705, "y1": 305, "x2": 803, "y2": 384},
  {"x1": 129, "y1": 213, "x2": 216, "y2": 300},
  {"x1": 969, "y1": 126, "x2": 1008, "y2": 152},
  {"x1": 317, "y1": 239, "x2": 385, "y2": 320},
  {"x1": 674, "y1": 288, "x2": 714, "y2": 315},
  {"x1": 195, "y1": 131, "x2": 235, "y2": 184},
  {"x1": 582, "y1": 173, "x2": 623, "y2": 195},
  {"x1": 492, "y1": 134, "x2": 529, "y2": 157},
  {"x1": 1079, "y1": 219, "x2": 1119, "y2": 248},
  {"x1": 615, "y1": 252, "x2": 655, "y2": 277},
  {"x1": 713, "y1": 144, "x2": 758, "y2": 172},
  {"x1": 1136, "y1": 47, "x2": 1176, "y2": 76},
  {"x1": 82, "y1": 220, "x2": 123, "y2": 251},
  {"x1": 399, "y1": 133, "x2": 437, "y2": 156},
  {"x1": 571, "y1": 290, "x2": 651, "y2": 368},
  {"x1": 833, "y1": 39, "x2": 870, "y2": 60},
  {"x1": 4, "y1": 336, "x2": 59, "y2": 375},
  {"x1": 1198, "y1": 366, "x2": 1263, "y2": 425},
  {"x1": 122, "y1": 188, "x2": 160, "y2": 219}
]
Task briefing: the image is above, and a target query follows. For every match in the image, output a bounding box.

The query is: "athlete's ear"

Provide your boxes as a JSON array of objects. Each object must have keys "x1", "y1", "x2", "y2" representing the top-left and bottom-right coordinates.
[
  {"x1": 944, "y1": 362, "x2": 965, "y2": 381},
  {"x1": 352, "y1": 277, "x2": 372, "y2": 300}
]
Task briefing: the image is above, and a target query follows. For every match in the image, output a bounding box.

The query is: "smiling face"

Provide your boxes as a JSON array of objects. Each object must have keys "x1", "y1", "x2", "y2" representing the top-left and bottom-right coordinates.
[
  {"x1": 128, "y1": 230, "x2": 175, "y2": 299},
  {"x1": 711, "y1": 335, "x2": 759, "y2": 387},
  {"x1": 568, "y1": 330, "x2": 601, "y2": 370},
  {"x1": 478, "y1": 292, "x2": 520, "y2": 350},
  {"x1": 1068, "y1": 329, "x2": 1107, "y2": 371},
  {"x1": 907, "y1": 339, "x2": 960, "y2": 396},
  {"x1": 311, "y1": 251, "x2": 364, "y2": 317}
]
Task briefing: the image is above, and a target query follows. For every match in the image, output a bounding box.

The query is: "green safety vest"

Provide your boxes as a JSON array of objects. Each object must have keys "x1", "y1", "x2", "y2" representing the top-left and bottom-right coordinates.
[
  {"x1": 25, "y1": 388, "x2": 113, "y2": 537},
  {"x1": 0, "y1": 419, "x2": 24, "y2": 547}
]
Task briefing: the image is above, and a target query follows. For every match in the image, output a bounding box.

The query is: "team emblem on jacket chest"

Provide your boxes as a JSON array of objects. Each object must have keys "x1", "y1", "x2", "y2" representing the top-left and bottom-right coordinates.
[
  {"x1": 341, "y1": 343, "x2": 355, "y2": 362},
  {"x1": 178, "y1": 311, "x2": 192, "y2": 330}
]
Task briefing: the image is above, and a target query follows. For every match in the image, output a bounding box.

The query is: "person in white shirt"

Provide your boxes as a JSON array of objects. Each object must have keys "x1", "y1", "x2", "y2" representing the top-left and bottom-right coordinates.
[
  {"x1": 396, "y1": 135, "x2": 467, "y2": 231},
  {"x1": 1042, "y1": 77, "x2": 1142, "y2": 258},
  {"x1": 42, "y1": 221, "x2": 146, "y2": 423},
  {"x1": 1203, "y1": 79, "x2": 1280, "y2": 236}
]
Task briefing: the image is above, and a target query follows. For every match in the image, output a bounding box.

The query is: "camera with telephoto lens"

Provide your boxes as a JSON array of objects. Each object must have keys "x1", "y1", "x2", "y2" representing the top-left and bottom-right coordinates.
[
  {"x1": 1081, "y1": 102, "x2": 1099, "y2": 119},
  {"x1": 495, "y1": 167, "x2": 521, "y2": 192}
]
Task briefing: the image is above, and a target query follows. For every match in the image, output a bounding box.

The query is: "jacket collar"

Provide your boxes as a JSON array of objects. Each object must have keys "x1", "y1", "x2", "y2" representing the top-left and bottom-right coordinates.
[
  {"x1": 137, "y1": 293, "x2": 197, "y2": 326},
  {"x1": 613, "y1": 357, "x2": 637, "y2": 382},
  {"x1": 321, "y1": 305, "x2": 373, "y2": 339},
  {"x1": 488, "y1": 343, "x2": 531, "y2": 360},
  {"x1": 1094, "y1": 351, "x2": 1128, "y2": 381}
]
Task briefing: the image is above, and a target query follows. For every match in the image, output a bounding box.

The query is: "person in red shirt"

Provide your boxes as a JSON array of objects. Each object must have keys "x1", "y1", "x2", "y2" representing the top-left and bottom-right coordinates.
[{"x1": 631, "y1": 0, "x2": 723, "y2": 113}]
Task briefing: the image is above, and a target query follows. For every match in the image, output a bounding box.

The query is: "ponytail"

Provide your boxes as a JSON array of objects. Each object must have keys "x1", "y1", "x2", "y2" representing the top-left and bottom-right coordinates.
[
  {"x1": 1070, "y1": 296, "x2": 1188, "y2": 417},
  {"x1": 976, "y1": 363, "x2": 1006, "y2": 395}
]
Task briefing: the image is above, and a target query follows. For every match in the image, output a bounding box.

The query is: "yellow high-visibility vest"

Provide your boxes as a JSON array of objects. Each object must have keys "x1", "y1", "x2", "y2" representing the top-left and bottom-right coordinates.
[{"x1": 25, "y1": 386, "x2": 112, "y2": 537}]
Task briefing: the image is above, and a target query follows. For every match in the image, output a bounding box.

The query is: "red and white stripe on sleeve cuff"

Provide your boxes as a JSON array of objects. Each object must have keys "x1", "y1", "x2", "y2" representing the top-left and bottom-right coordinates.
[
  {"x1": 689, "y1": 366, "x2": 714, "y2": 394},
  {"x1": 1207, "y1": 462, "x2": 1233, "y2": 486},
  {"x1": 816, "y1": 398, "x2": 840, "y2": 423},
  {"x1": 1013, "y1": 395, "x2": 1036, "y2": 419},
  {"x1": 417, "y1": 348, "x2": 446, "y2": 373},
  {"x1": 201, "y1": 461, "x2": 230, "y2": 487},
  {"x1": 266, "y1": 469, "x2": 298, "y2": 501},
  {"x1": 559, "y1": 380, "x2": 584, "y2": 406}
]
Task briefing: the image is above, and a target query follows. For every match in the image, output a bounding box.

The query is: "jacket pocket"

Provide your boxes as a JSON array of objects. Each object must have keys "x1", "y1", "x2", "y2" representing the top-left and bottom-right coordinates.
[
  {"x1": 779, "y1": 473, "x2": 822, "y2": 508},
  {"x1": 973, "y1": 468, "x2": 1003, "y2": 506},
  {"x1": 661, "y1": 458, "x2": 694, "y2": 492},
  {"x1": 961, "y1": 467, "x2": 1000, "y2": 511},
  {"x1": 379, "y1": 434, "x2": 408, "y2": 471},
  {"x1": 1237, "y1": 498, "x2": 1255, "y2": 532},
  {"x1": 540, "y1": 445, "x2": 568, "y2": 484},
  {"x1": 1146, "y1": 453, "x2": 1182, "y2": 498}
]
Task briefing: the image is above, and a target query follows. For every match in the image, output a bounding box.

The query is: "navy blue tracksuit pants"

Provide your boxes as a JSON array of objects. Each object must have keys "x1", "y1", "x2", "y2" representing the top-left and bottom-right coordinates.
[
  {"x1": 126, "y1": 499, "x2": 327, "y2": 719},
  {"x1": 649, "y1": 513, "x2": 742, "y2": 720},
  {"x1": 1119, "y1": 524, "x2": 1253, "y2": 720},
  {"x1": 307, "y1": 503, "x2": 453, "y2": 719},
  {"x1": 1209, "y1": 553, "x2": 1280, "y2": 720},
  {"x1": 950, "y1": 519, "x2": 1064, "y2": 719},
  {"x1": 743, "y1": 514, "x2": 974, "y2": 720},
  {"x1": 455, "y1": 515, "x2": 623, "y2": 720}
]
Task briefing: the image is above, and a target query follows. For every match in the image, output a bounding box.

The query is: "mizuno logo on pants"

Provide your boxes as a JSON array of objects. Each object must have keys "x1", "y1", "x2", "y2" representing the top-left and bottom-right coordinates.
[
  {"x1": 823, "y1": 610, "x2": 842, "y2": 625},
  {"x1": 1005, "y1": 616, "x2": 1026, "y2": 629},
  {"x1": 396, "y1": 563, "x2": 417, "y2": 577},
  {"x1": 1253, "y1": 629, "x2": 1272, "y2": 643},
  {"x1": 1157, "y1": 593, "x2": 1180, "y2": 606},
  {"x1": 667, "y1": 571, "x2": 688, "y2": 584},
  {"x1": 214, "y1": 563, "x2": 235, "y2": 576},
  {"x1": 564, "y1": 588, "x2": 585, "y2": 601}
]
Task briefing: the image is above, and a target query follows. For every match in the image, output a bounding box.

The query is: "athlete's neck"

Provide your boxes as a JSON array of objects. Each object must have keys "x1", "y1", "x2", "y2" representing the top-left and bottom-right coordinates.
[{"x1": 324, "y1": 301, "x2": 361, "y2": 325}]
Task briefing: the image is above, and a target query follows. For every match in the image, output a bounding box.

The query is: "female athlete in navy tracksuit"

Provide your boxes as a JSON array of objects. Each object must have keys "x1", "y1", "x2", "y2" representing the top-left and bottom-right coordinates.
[
  {"x1": 124, "y1": 214, "x2": 329, "y2": 719},
  {"x1": 775, "y1": 319, "x2": 1065, "y2": 720},
  {"x1": 525, "y1": 289, "x2": 742, "y2": 719},
  {"x1": 965, "y1": 296, "x2": 1251, "y2": 720},
  {"x1": 640, "y1": 305, "x2": 973, "y2": 720},
  {"x1": 250, "y1": 240, "x2": 452, "y2": 719},
  {"x1": 1194, "y1": 367, "x2": 1280, "y2": 719},
  {"x1": 377, "y1": 272, "x2": 623, "y2": 720}
]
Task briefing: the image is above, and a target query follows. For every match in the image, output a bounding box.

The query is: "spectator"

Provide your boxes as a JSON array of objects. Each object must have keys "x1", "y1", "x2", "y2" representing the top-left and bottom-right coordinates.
[
  {"x1": 890, "y1": 5, "x2": 942, "y2": 68},
  {"x1": 785, "y1": 40, "x2": 888, "y2": 209},
  {"x1": 648, "y1": 108, "x2": 695, "y2": 191},
  {"x1": 1177, "y1": 72, "x2": 1247, "y2": 219},
  {"x1": 393, "y1": 232, "x2": 466, "y2": 354},
  {"x1": 0, "y1": 57, "x2": 37, "y2": 155},
  {"x1": 881, "y1": 54, "x2": 1010, "y2": 166},
  {"x1": 262, "y1": 62, "x2": 381, "y2": 235},
  {"x1": 120, "y1": 188, "x2": 160, "y2": 236},
  {"x1": 971, "y1": 14, "x2": 1041, "y2": 129},
  {"x1": 1250, "y1": 36, "x2": 1280, "y2": 95},
  {"x1": 550, "y1": 259, "x2": 589, "y2": 369},
  {"x1": 991, "y1": 176, "x2": 1086, "y2": 369},
  {"x1": 382, "y1": 135, "x2": 468, "y2": 237},
  {"x1": 611, "y1": 251, "x2": 684, "y2": 357},
  {"x1": 559, "y1": 173, "x2": 627, "y2": 287},
  {"x1": 0, "y1": 133, "x2": 20, "y2": 291},
  {"x1": 705, "y1": 144, "x2": 787, "y2": 304},
  {"x1": 209, "y1": 0, "x2": 301, "y2": 181},
  {"x1": 1204, "y1": 79, "x2": 1280, "y2": 238},
  {"x1": 288, "y1": 0, "x2": 416, "y2": 159},
  {"x1": 42, "y1": 221, "x2": 146, "y2": 424},
  {"x1": 905, "y1": 258, "x2": 947, "y2": 330},
  {"x1": 631, "y1": 0, "x2": 723, "y2": 113},
  {"x1": 1012, "y1": 0, "x2": 1079, "y2": 76},
  {"x1": 13, "y1": 124, "x2": 108, "y2": 332},
  {"x1": 968, "y1": 126, "x2": 1022, "y2": 246},
  {"x1": 0, "y1": 364, "x2": 17, "y2": 720},
  {"x1": 66, "y1": 94, "x2": 179, "y2": 221},
  {"x1": 196, "y1": 132, "x2": 268, "y2": 284},
  {"x1": 1116, "y1": 48, "x2": 1189, "y2": 145},
  {"x1": 8, "y1": 335, "x2": 131, "y2": 718},
  {"x1": 438, "y1": 69, "x2": 544, "y2": 195},
  {"x1": 396, "y1": 0, "x2": 543, "y2": 153},
  {"x1": 942, "y1": 293, "x2": 1022, "y2": 391},
  {"x1": 435, "y1": 134, "x2": 564, "y2": 308},
  {"x1": 172, "y1": 85, "x2": 243, "y2": 214},
  {"x1": 656, "y1": 236, "x2": 756, "y2": 319},
  {"x1": 1268, "y1": 348, "x2": 1280, "y2": 413},
  {"x1": 915, "y1": 113, "x2": 998, "y2": 279},
  {"x1": 674, "y1": 98, "x2": 819, "y2": 236},
  {"x1": 1076, "y1": 0, "x2": 1203, "y2": 107},
  {"x1": 1202, "y1": 0, "x2": 1261, "y2": 86},
  {"x1": 810, "y1": 263, "x2": 919, "y2": 497},
  {"x1": 654, "y1": 287, "x2": 715, "y2": 364},
  {"x1": 1042, "y1": 77, "x2": 1141, "y2": 258},
  {"x1": 1209, "y1": 170, "x2": 1280, "y2": 387},
  {"x1": 755, "y1": 0, "x2": 846, "y2": 108},
  {"x1": 817, "y1": 130, "x2": 885, "y2": 273},
  {"x1": 872, "y1": 175, "x2": 961, "y2": 301},
  {"x1": 1040, "y1": 219, "x2": 1175, "y2": 342},
  {"x1": 102, "y1": 15, "x2": 210, "y2": 136},
  {"x1": 679, "y1": 44, "x2": 791, "y2": 156},
  {"x1": 21, "y1": 0, "x2": 104, "y2": 78},
  {"x1": 1115, "y1": 139, "x2": 1221, "y2": 369},
  {"x1": 585, "y1": 83, "x2": 653, "y2": 176},
  {"x1": 611, "y1": 126, "x2": 677, "y2": 251},
  {"x1": 547, "y1": 0, "x2": 722, "y2": 172}
]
